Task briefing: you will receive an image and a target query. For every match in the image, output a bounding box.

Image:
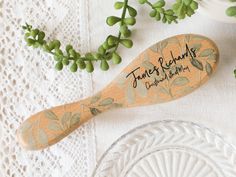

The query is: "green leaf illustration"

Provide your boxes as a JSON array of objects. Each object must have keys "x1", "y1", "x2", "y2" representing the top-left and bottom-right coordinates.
[
  {"x1": 38, "y1": 129, "x2": 48, "y2": 146},
  {"x1": 126, "y1": 85, "x2": 135, "y2": 104},
  {"x1": 175, "y1": 86, "x2": 194, "y2": 95},
  {"x1": 109, "y1": 103, "x2": 123, "y2": 109},
  {"x1": 172, "y1": 77, "x2": 189, "y2": 86},
  {"x1": 150, "y1": 44, "x2": 158, "y2": 52},
  {"x1": 170, "y1": 64, "x2": 181, "y2": 73},
  {"x1": 160, "y1": 40, "x2": 168, "y2": 50},
  {"x1": 199, "y1": 49, "x2": 214, "y2": 57},
  {"x1": 70, "y1": 113, "x2": 81, "y2": 126},
  {"x1": 208, "y1": 54, "x2": 217, "y2": 62},
  {"x1": 28, "y1": 133, "x2": 36, "y2": 148},
  {"x1": 190, "y1": 43, "x2": 202, "y2": 52},
  {"x1": 137, "y1": 81, "x2": 147, "y2": 97},
  {"x1": 116, "y1": 73, "x2": 127, "y2": 86},
  {"x1": 141, "y1": 60, "x2": 154, "y2": 70},
  {"x1": 48, "y1": 122, "x2": 62, "y2": 131},
  {"x1": 193, "y1": 36, "x2": 206, "y2": 41},
  {"x1": 90, "y1": 93, "x2": 101, "y2": 104},
  {"x1": 205, "y1": 62, "x2": 213, "y2": 76},
  {"x1": 98, "y1": 98, "x2": 114, "y2": 106},
  {"x1": 90, "y1": 108, "x2": 101, "y2": 116},
  {"x1": 143, "y1": 52, "x2": 150, "y2": 61},
  {"x1": 44, "y1": 110, "x2": 58, "y2": 120},
  {"x1": 19, "y1": 122, "x2": 32, "y2": 134},
  {"x1": 159, "y1": 86, "x2": 170, "y2": 96},
  {"x1": 61, "y1": 112, "x2": 72, "y2": 128},
  {"x1": 168, "y1": 37, "x2": 179, "y2": 44},
  {"x1": 191, "y1": 59, "x2": 203, "y2": 71}
]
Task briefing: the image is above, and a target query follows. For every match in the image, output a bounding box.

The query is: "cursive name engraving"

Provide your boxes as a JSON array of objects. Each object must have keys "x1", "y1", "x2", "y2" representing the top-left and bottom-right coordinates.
[{"x1": 126, "y1": 44, "x2": 196, "y2": 89}]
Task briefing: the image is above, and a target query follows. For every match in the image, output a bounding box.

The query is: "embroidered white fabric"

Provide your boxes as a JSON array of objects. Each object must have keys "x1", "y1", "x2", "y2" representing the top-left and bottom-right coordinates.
[{"x1": 0, "y1": 0, "x2": 96, "y2": 177}]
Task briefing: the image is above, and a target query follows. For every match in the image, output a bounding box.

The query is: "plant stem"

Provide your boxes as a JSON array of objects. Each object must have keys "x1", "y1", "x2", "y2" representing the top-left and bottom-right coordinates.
[{"x1": 113, "y1": 0, "x2": 129, "y2": 52}]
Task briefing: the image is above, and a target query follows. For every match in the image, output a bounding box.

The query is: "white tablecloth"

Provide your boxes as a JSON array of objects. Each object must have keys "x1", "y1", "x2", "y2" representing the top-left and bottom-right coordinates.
[{"x1": 1, "y1": 0, "x2": 236, "y2": 177}]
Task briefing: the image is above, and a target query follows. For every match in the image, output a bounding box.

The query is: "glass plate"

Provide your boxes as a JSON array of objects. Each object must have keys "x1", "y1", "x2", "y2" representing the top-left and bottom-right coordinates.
[{"x1": 92, "y1": 121, "x2": 236, "y2": 177}]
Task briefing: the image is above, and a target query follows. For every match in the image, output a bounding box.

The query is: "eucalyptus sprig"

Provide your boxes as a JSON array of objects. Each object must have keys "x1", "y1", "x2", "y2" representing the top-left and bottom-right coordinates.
[
  {"x1": 23, "y1": 0, "x2": 199, "y2": 73},
  {"x1": 139, "y1": 0, "x2": 198, "y2": 24},
  {"x1": 23, "y1": 0, "x2": 136, "y2": 73}
]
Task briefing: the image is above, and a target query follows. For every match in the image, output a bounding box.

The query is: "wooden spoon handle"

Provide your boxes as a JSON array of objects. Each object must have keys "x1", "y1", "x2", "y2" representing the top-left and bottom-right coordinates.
[
  {"x1": 17, "y1": 92, "x2": 121, "y2": 150},
  {"x1": 17, "y1": 98, "x2": 93, "y2": 150}
]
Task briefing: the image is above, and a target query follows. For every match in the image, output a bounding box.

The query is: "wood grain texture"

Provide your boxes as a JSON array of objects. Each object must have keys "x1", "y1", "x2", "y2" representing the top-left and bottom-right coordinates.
[{"x1": 17, "y1": 34, "x2": 219, "y2": 150}]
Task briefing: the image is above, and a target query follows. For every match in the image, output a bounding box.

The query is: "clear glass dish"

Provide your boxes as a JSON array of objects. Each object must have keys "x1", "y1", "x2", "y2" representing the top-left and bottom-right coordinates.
[{"x1": 92, "y1": 120, "x2": 236, "y2": 177}]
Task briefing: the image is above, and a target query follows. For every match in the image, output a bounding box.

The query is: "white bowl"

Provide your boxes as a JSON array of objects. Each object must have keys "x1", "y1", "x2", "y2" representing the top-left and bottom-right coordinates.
[{"x1": 198, "y1": 0, "x2": 236, "y2": 23}]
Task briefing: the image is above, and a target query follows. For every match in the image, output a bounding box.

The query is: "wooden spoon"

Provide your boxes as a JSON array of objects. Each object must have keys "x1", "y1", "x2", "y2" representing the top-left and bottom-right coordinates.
[{"x1": 17, "y1": 34, "x2": 219, "y2": 150}]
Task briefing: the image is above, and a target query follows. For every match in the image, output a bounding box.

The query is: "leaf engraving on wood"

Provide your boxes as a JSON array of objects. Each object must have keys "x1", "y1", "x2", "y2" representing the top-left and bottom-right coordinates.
[
  {"x1": 205, "y1": 62, "x2": 213, "y2": 76},
  {"x1": 126, "y1": 85, "x2": 135, "y2": 104},
  {"x1": 172, "y1": 77, "x2": 190, "y2": 86},
  {"x1": 98, "y1": 98, "x2": 114, "y2": 106},
  {"x1": 44, "y1": 110, "x2": 58, "y2": 120},
  {"x1": 70, "y1": 113, "x2": 81, "y2": 126},
  {"x1": 38, "y1": 129, "x2": 48, "y2": 146},
  {"x1": 191, "y1": 59, "x2": 203, "y2": 71},
  {"x1": 199, "y1": 49, "x2": 214, "y2": 57},
  {"x1": 90, "y1": 108, "x2": 101, "y2": 116}
]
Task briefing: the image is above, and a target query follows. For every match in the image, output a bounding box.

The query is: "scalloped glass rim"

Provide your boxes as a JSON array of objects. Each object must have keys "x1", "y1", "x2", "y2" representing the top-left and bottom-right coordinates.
[
  {"x1": 198, "y1": 0, "x2": 236, "y2": 23},
  {"x1": 92, "y1": 120, "x2": 236, "y2": 177}
]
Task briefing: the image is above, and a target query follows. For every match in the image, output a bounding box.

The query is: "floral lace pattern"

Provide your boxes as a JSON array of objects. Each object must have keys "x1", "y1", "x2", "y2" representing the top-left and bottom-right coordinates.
[{"x1": 0, "y1": 0, "x2": 95, "y2": 177}]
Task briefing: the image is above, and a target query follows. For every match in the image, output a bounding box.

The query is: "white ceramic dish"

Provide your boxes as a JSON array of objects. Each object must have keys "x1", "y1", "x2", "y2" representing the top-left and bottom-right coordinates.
[
  {"x1": 93, "y1": 121, "x2": 236, "y2": 177},
  {"x1": 198, "y1": 0, "x2": 236, "y2": 23}
]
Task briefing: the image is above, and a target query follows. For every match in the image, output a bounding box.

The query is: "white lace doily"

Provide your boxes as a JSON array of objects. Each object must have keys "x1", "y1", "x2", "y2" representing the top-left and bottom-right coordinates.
[{"x1": 0, "y1": 0, "x2": 96, "y2": 177}]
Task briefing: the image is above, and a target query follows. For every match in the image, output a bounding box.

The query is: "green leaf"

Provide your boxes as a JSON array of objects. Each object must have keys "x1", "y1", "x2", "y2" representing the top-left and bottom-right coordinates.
[
  {"x1": 137, "y1": 81, "x2": 148, "y2": 97},
  {"x1": 48, "y1": 122, "x2": 62, "y2": 131},
  {"x1": 44, "y1": 110, "x2": 58, "y2": 120},
  {"x1": 120, "y1": 39, "x2": 133, "y2": 48},
  {"x1": 38, "y1": 129, "x2": 48, "y2": 146},
  {"x1": 90, "y1": 93, "x2": 102, "y2": 104},
  {"x1": 172, "y1": 77, "x2": 189, "y2": 86},
  {"x1": 106, "y1": 16, "x2": 121, "y2": 26},
  {"x1": 191, "y1": 59, "x2": 203, "y2": 71},
  {"x1": 70, "y1": 113, "x2": 81, "y2": 126},
  {"x1": 226, "y1": 6, "x2": 236, "y2": 17},
  {"x1": 90, "y1": 108, "x2": 101, "y2": 116},
  {"x1": 128, "y1": 6, "x2": 137, "y2": 17},
  {"x1": 205, "y1": 62, "x2": 213, "y2": 76},
  {"x1": 98, "y1": 98, "x2": 114, "y2": 106},
  {"x1": 199, "y1": 49, "x2": 214, "y2": 57},
  {"x1": 126, "y1": 85, "x2": 135, "y2": 104}
]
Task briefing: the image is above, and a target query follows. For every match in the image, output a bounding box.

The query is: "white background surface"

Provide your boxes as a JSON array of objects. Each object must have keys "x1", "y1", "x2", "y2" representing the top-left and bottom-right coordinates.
[
  {"x1": 88, "y1": 0, "x2": 236, "y2": 161},
  {"x1": 1, "y1": 1, "x2": 236, "y2": 176}
]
